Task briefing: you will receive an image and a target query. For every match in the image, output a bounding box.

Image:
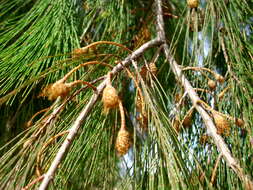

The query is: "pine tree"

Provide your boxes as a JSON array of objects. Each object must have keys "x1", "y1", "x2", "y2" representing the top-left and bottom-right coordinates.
[{"x1": 0, "y1": 0, "x2": 252, "y2": 189}]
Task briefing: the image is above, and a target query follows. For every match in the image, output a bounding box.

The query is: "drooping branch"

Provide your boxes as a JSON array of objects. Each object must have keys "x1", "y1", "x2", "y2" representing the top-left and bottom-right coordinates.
[
  {"x1": 38, "y1": 38, "x2": 162, "y2": 190},
  {"x1": 154, "y1": 0, "x2": 253, "y2": 188}
]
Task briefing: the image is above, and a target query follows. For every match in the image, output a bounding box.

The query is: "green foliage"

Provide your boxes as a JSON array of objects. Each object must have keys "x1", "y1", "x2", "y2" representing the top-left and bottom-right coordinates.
[{"x1": 0, "y1": 0, "x2": 252, "y2": 189}]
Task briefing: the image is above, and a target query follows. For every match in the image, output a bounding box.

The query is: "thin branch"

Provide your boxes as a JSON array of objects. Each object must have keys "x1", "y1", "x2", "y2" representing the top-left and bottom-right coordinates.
[
  {"x1": 220, "y1": 35, "x2": 231, "y2": 73},
  {"x1": 211, "y1": 153, "x2": 222, "y2": 185},
  {"x1": 36, "y1": 131, "x2": 69, "y2": 177},
  {"x1": 149, "y1": 46, "x2": 162, "y2": 65},
  {"x1": 31, "y1": 75, "x2": 105, "y2": 139},
  {"x1": 74, "y1": 41, "x2": 132, "y2": 55},
  {"x1": 182, "y1": 66, "x2": 217, "y2": 76},
  {"x1": 60, "y1": 61, "x2": 110, "y2": 83},
  {"x1": 26, "y1": 107, "x2": 50, "y2": 128},
  {"x1": 66, "y1": 80, "x2": 97, "y2": 92},
  {"x1": 22, "y1": 175, "x2": 44, "y2": 190},
  {"x1": 38, "y1": 38, "x2": 162, "y2": 190},
  {"x1": 118, "y1": 100, "x2": 126, "y2": 130},
  {"x1": 154, "y1": 0, "x2": 253, "y2": 187},
  {"x1": 123, "y1": 66, "x2": 145, "y2": 113},
  {"x1": 218, "y1": 85, "x2": 229, "y2": 100}
]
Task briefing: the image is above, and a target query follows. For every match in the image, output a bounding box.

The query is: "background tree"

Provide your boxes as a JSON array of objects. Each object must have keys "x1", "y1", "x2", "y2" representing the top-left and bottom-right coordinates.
[{"x1": 0, "y1": 0, "x2": 252, "y2": 189}]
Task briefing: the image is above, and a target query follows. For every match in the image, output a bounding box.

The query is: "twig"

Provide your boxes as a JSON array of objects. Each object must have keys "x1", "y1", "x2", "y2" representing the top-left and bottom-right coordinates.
[
  {"x1": 32, "y1": 99, "x2": 63, "y2": 138},
  {"x1": 21, "y1": 175, "x2": 44, "y2": 190},
  {"x1": 66, "y1": 80, "x2": 97, "y2": 92},
  {"x1": 220, "y1": 35, "x2": 232, "y2": 74},
  {"x1": 163, "y1": 13, "x2": 179, "y2": 19},
  {"x1": 74, "y1": 41, "x2": 132, "y2": 55},
  {"x1": 149, "y1": 46, "x2": 162, "y2": 67},
  {"x1": 118, "y1": 100, "x2": 126, "y2": 130},
  {"x1": 124, "y1": 67, "x2": 145, "y2": 113},
  {"x1": 182, "y1": 106, "x2": 195, "y2": 124},
  {"x1": 182, "y1": 66, "x2": 217, "y2": 77},
  {"x1": 197, "y1": 100, "x2": 235, "y2": 121},
  {"x1": 32, "y1": 75, "x2": 105, "y2": 139},
  {"x1": 36, "y1": 131, "x2": 69, "y2": 177},
  {"x1": 211, "y1": 153, "x2": 222, "y2": 185},
  {"x1": 194, "y1": 88, "x2": 213, "y2": 95},
  {"x1": 26, "y1": 107, "x2": 50, "y2": 128},
  {"x1": 147, "y1": 46, "x2": 162, "y2": 77},
  {"x1": 218, "y1": 85, "x2": 229, "y2": 100},
  {"x1": 155, "y1": 0, "x2": 253, "y2": 187},
  {"x1": 38, "y1": 38, "x2": 162, "y2": 190},
  {"x1": 60, "y1": 61, "x2": 111, "y2": 83}
]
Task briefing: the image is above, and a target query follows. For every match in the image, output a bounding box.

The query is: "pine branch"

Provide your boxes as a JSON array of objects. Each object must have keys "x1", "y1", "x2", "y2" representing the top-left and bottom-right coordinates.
[
  {"x1": 155, "y1": 0, "x2": 253, "y2": 188},
  {"x1": 38, "y1": 38, "x2": 162, "y2": 190}
]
